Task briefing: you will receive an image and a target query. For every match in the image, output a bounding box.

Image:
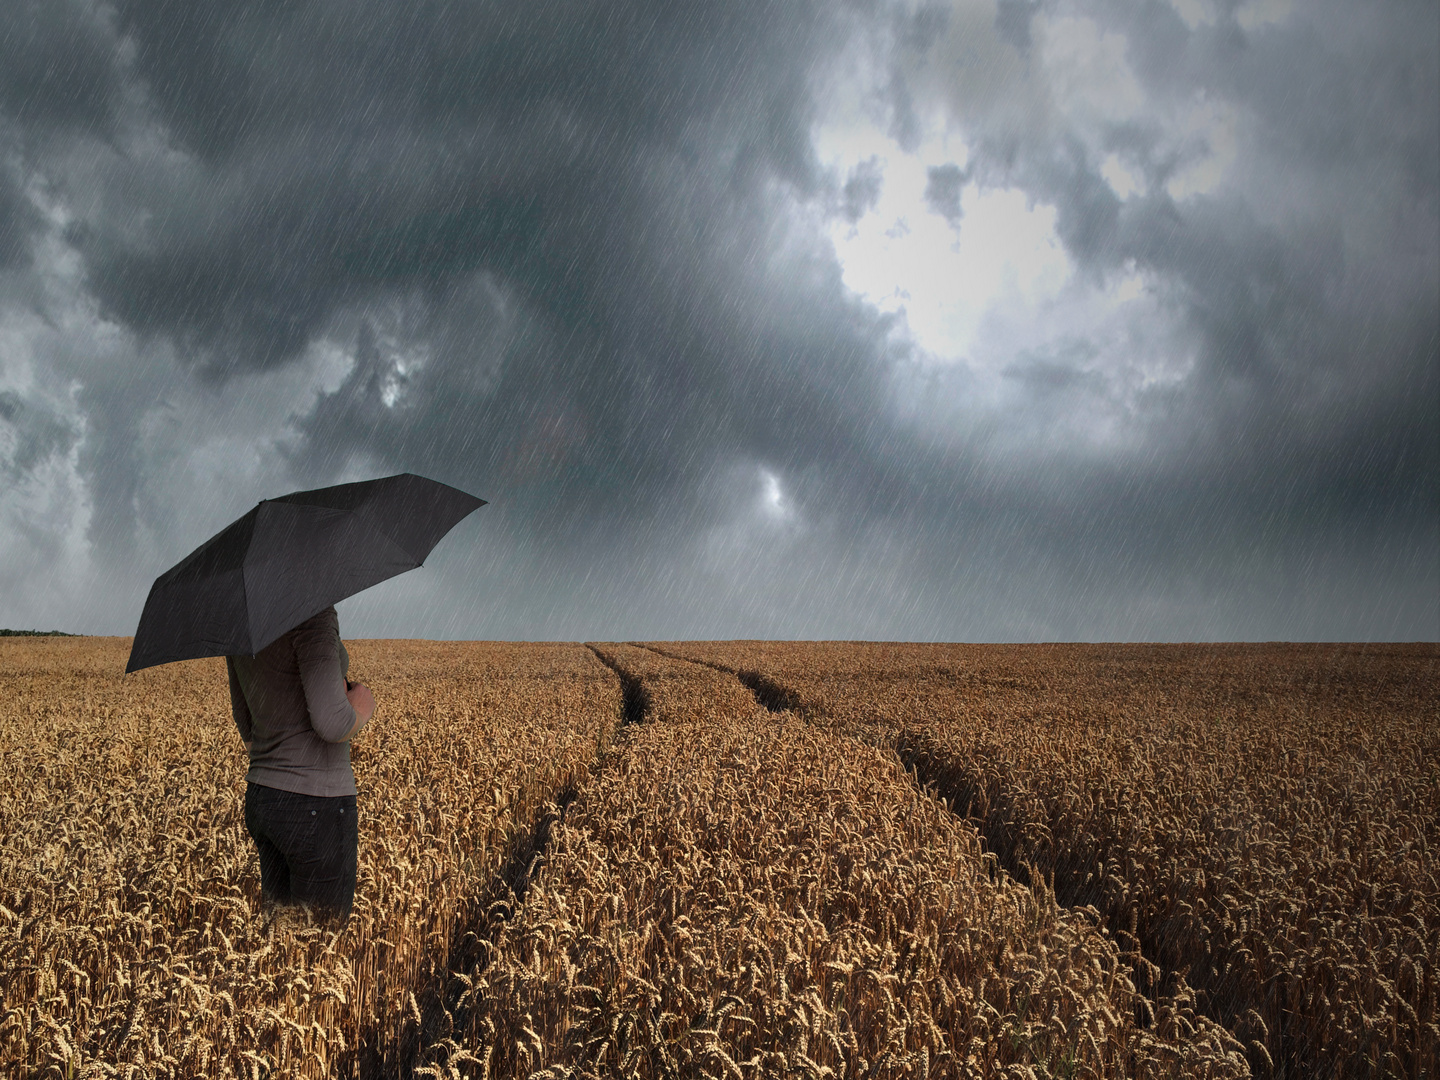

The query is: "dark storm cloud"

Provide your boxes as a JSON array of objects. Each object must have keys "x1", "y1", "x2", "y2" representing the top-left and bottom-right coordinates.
[
  {"x1": 55, "y1": 0, "x2": 897, "y2": 542},
  {"x1": 0, "y1": 0, "x2": 121, "y2": 131},
  {"x1": 25, "y1": 0, "x2": 896, "y2": 567},
  {"x1": 906, "y1": 0, "x2": 1438, "y2": 534},
  {"x1": 841, "y1": 157, "x2": 885, "y2": 222},
  {"x1": 0, "y1": 390, "x2": 80, "y2": 479},
  {"x1": 0, "y1": 0, "x2": 1435, "y2": 639},
  {"x1": 0, "y1": 168, "x2": 31, "y2": 270},
  {"x1": 923, "y1": 163, "x2": 965, "y2": 225},
  {"x1": 800, "y1": 0, "x2": 1435, "y2": 637},
  {"x1": 78, "y1": 0, "x2": 831, "y2": 369},
  {"x1": 0, "y1": 1, "x2": 125, "y2": 270},
  {"x1": 993, "y1": 0, "x2": 1040, "y2": 54}
]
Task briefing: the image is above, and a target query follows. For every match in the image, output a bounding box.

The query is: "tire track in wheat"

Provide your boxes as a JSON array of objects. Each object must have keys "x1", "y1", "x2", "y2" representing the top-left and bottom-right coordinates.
[
  {"x1": 0, "y1": 638, "x2": 620, "y2": 1079},
  {"x1": 417, "y1": 642, "x2": 1246, "y2": 1078},
  {"x1": 652, "y1": 641, "x2": 1438, "y2": 1079}
]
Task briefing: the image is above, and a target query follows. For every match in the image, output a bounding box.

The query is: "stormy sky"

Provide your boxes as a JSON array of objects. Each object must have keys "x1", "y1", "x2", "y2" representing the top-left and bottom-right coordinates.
[{"x1": 0, "y1": 0, "x2": 1435, "y2": 642}]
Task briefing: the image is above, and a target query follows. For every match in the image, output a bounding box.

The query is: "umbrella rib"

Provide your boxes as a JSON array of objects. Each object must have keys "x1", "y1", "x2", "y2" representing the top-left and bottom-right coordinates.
[
  {"x1": 240, "y1": 558, "x2": 255, "y2": 657},
  {"x1": 367, "y1": 518, "x2": 428, "y2": 569},
  {"x1": 244, "y1": 511, "x2": 425, "y2": 655}
]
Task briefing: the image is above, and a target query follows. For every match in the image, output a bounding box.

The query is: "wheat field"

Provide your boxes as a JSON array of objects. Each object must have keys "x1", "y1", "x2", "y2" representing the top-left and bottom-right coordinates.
[
  {"x1": 1, "y1": 637, "x2": 1433, "y2": 1078},
  {"x1": 649, "y1": 642, "x2": 1439, "y2": 1079},
  {"x1": 0, "y1": 637, "x2": 617, "y2": 1078}
]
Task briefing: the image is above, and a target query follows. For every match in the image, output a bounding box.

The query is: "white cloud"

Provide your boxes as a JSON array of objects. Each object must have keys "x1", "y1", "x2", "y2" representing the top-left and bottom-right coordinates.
[
  {"x1": 758, "y1": 468, "x2": 795, "y2": 523},
  {"x1": 809, "y1": 76, "x2": 1197, "y2": 459},
  {"x1": 0, "y1": 441, "x2": 92, "y2": 629},
  {"x1": 1036, "y1": 15, "x2": 1147, "y2": 131},
  {"x1": 814, "y1": 114, "x2": 1071, "y2": 367},
  {"x1": 697, "y1": 463, "x2": 806, "y2": 583},
  {"x1": 1164, "y1": 97, "x2": 1240, "y2": 201},
  {"x1": 1101, "y1": 154, "x2": 1144, "y2": 200},
  {"x1": 1169, "y1": 0, "x2": 1216, "y2": 30},
  {"x1": 1235, "y1": 0, "x2": 1295, "y2": 32},
  {"x1": 0, "y1": 324, "x2": 92, "y2": 628}
]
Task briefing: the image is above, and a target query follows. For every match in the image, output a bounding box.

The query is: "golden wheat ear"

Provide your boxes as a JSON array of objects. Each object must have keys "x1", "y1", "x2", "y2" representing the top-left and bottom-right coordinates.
[{"x1": 4, "y1": 639, "x2": 1433, "y2": 1078}]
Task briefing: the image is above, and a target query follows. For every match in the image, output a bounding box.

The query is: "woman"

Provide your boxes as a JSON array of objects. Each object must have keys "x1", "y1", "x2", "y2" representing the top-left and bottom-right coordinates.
[{"x1": 227, "y1": 605, "x2": 376, "y2": 919}]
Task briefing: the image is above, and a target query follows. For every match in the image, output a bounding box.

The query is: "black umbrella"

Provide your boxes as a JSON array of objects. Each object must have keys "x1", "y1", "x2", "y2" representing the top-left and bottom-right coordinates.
[{"x1": 126, "y1": 474, "x2": 485, "y2": 673}]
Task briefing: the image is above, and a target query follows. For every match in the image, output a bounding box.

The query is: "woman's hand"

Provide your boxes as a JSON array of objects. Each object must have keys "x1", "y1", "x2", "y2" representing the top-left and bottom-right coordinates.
[{"x1": 344, "y1": 681, "x2": 376, "y2": 740}]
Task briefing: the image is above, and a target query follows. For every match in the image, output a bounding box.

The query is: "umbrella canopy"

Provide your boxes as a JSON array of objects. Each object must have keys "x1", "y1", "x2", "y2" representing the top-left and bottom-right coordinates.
[{"x1": 126, "y1": 474, "x2": 485, "y2": 673}]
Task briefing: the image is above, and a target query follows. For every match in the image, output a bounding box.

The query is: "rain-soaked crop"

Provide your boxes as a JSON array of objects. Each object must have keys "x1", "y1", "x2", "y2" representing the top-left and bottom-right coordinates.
[
  {"x1": 4, "y1": 637, "x2": 1430, "y2": 1078},
  {"x1": 0, "y1": 637, "x2": 617, "y2": 1078},
  {"x1": 652, "y1": 641, "x2": 1439, "y2": 1079},
  {"x1": 420, "y1": 643, "x2": 1245, "y2": 1078}
]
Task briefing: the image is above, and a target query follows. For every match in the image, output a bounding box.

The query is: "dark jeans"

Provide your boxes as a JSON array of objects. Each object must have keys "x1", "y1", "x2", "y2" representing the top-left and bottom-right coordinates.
[{"x1": 245, "y1": 782, "x2": 358, "y2": 918}]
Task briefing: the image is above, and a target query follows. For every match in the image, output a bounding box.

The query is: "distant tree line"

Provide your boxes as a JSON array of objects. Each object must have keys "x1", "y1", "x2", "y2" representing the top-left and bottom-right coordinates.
[{"x1": 0, "y1": 629, "x2": 78, "y2": 636}]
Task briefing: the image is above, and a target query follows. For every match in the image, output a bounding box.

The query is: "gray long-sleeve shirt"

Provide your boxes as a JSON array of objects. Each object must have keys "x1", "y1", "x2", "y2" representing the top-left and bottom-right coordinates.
[{"x1": 228, "y1": 606, "x2": 360, "y2": 797}]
